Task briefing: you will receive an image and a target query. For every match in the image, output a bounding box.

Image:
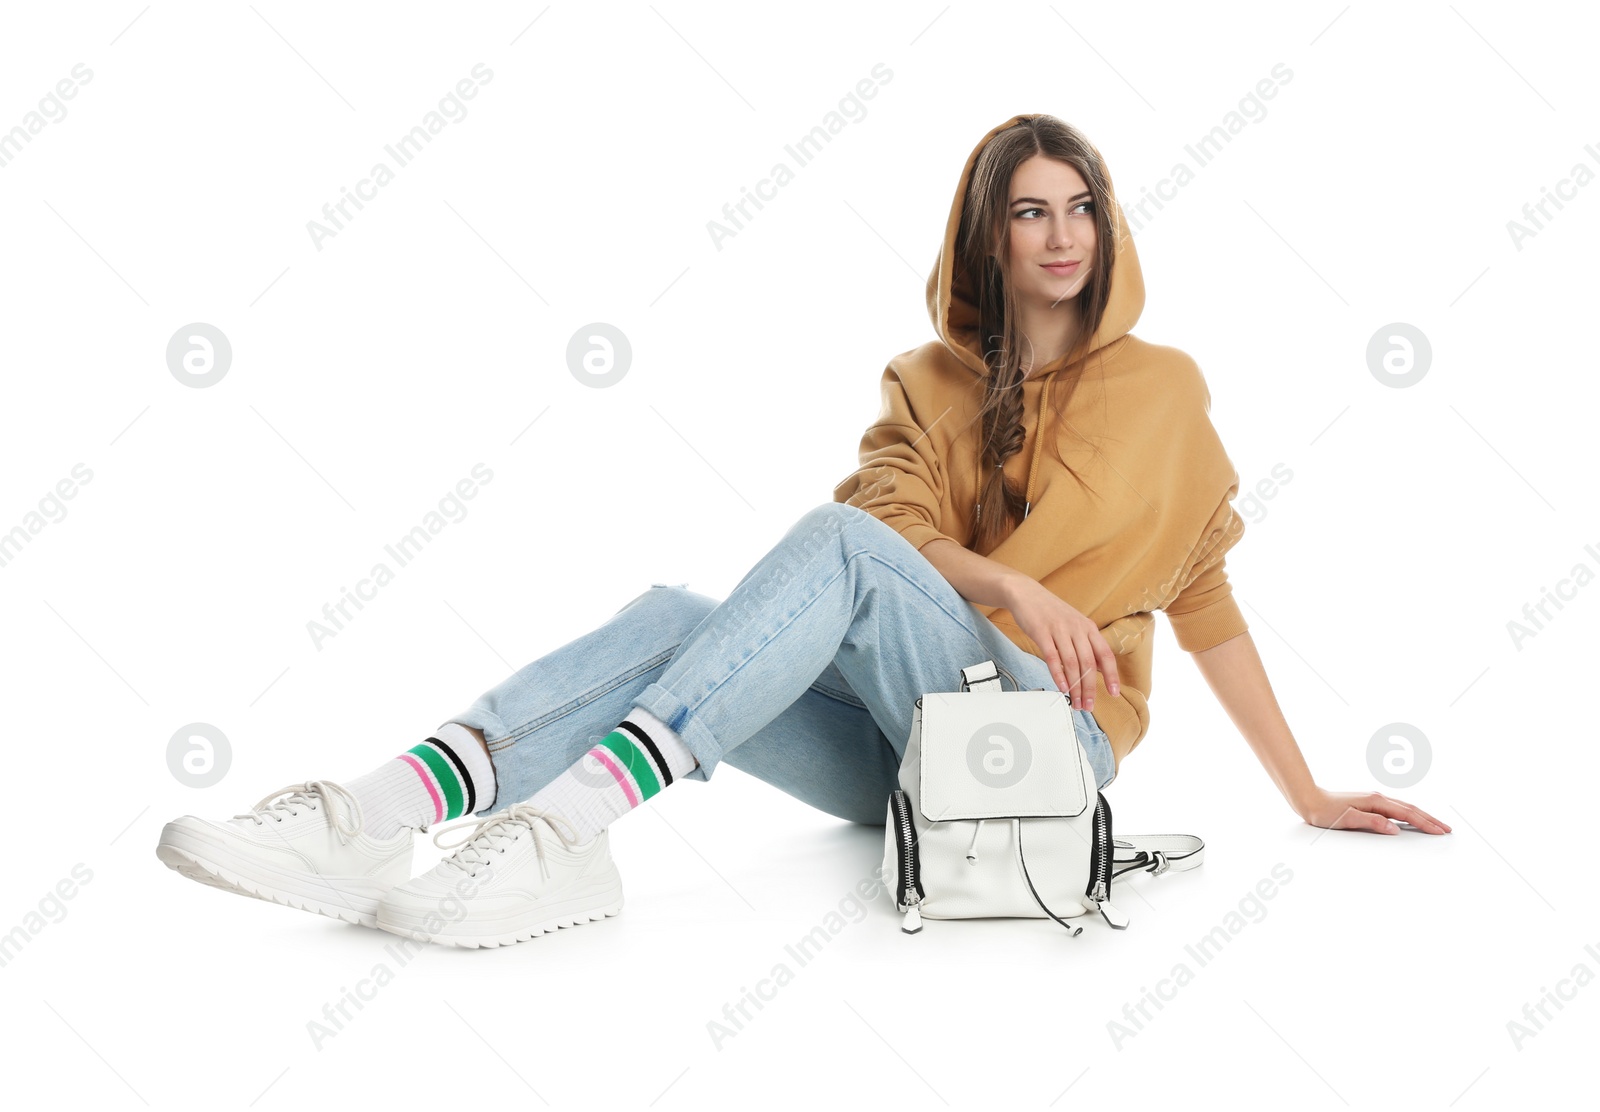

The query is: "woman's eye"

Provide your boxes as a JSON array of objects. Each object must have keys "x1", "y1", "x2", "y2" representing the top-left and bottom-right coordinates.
[{"x1": 1015, "y1": 203, "x2": 1094, "y2": 219}]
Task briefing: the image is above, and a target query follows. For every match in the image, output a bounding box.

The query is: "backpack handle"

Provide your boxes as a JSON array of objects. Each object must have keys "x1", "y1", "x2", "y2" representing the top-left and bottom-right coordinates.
[{"x1": 959, "y1": 659, "x2": 1022, "y2": 693}]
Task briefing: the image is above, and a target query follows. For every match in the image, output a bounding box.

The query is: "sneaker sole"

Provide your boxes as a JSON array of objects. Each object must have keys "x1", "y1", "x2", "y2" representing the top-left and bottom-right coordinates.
[
  {"x1": 156, "y1": 821, "x2": 397, "y2": 929},
  {"x1": 375, "y1": 871, "x2": 625, "y2": 949}
]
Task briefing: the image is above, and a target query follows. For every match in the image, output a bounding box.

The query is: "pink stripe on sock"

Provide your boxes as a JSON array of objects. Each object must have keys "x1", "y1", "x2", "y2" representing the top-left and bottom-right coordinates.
[
  {"x1": 588, "y1": 747, "x2": 641, "y2": 808},
  {"x1": 398, "y1": 754, "x2": 444, "y2": 823}
]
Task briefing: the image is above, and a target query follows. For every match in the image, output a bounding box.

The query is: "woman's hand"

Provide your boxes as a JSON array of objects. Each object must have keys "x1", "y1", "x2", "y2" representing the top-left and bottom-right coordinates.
[
  {"x1": 1002, "y1": 575, "x2": 1120, "y2": 712},
  {"x1": 1293, "y1": 785, "x2": 1452, "y2": 834}
]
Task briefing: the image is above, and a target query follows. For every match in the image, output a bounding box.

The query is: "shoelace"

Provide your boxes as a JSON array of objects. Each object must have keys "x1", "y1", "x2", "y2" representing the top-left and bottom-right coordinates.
[
  {"x1": 236, "y1": 780, "x2": 364, "y2": 844},
  {"x1": 431, "y1": 804, "x2": 582, "y2": 882}
]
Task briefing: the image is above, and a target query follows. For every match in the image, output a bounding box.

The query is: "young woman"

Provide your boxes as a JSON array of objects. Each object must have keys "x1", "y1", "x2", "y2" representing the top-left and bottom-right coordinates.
[{"x1": 156, "y1": 112, "x2": 1448, "y2": 948}]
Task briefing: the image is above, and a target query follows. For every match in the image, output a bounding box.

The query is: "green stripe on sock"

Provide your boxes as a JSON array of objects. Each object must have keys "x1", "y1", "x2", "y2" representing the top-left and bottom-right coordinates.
[
  {"x1": 597, "y1": 731, "x2": 662, "y2": 800},
  {"x1": 407, "y1": 741, "x2": 465, "y2": 819}
]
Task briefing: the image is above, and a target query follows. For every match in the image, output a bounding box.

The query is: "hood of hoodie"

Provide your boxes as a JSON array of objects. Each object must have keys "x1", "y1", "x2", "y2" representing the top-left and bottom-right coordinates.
[{"x1": 928, "y1": 112, "x2": 1146, "y2": 382}]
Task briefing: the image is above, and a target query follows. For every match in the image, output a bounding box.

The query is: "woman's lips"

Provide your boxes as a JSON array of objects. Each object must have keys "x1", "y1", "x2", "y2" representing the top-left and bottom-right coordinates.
[{"x1": 1042, "y1": 261, "x2": 1081, "y2": 275}]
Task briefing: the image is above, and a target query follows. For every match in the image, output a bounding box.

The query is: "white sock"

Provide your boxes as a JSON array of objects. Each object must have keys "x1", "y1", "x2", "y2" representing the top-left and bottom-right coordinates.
[
  {"x1": 523, "y1": 706, "x2": 698, "y2": 843},
  {"x1": 343, "y1": 722, "x2": 498, "y2": 839}
]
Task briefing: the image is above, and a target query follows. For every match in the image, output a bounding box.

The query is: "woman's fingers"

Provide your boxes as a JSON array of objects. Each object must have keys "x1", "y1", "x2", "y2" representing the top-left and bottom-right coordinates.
[
  {"x1": 1041, "y1": 643, "x2": 1070, "y2": 695},
  {"x1": 1301, "y1": 788, "x2": 1452, "y2": 835},
  {"x1": 1024, "y1": 616, "x2": 1124, "y2": 712},
  {"x1": 1369, "y1": 793, "x2": 1452, "y2": 833},
  {"x1": 1060, "y1": 647, "x2": 1084, "y2": 705},
  {"x1": 1352, "y1": 807, "x2": 1400, "y2": 834},
  {"x1": 1069, "y1": 633, "x2": 1099, "y2": 710},
  {"x1": 1313, "y1": 801, "x2": 1397, "y2": 834},
  {"x1": 1091, "y1": 633, "x2": 1121, "y2": 697},
  {"x1": 1052, "y1": 634, "x2": 1085, "y2": 703},
  {"x1": 1047, "y1": 629, "x2": 1104, "y2": 709}
]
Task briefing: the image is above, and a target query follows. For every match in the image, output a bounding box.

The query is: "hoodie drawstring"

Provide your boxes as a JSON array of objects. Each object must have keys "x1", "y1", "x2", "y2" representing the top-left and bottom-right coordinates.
[{"x1": 1022, "y1": 370, "x2": 1059, "y2": 520}]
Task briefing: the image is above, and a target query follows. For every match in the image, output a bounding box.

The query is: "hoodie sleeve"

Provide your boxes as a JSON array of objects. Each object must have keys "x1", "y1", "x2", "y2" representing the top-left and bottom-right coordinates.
[
  {"x1": 832, "y1": 366, "x2": 961, "y2": 553},
  {"x1": 1163, "y1": 495, "x2": 1248, "y2": 652}
]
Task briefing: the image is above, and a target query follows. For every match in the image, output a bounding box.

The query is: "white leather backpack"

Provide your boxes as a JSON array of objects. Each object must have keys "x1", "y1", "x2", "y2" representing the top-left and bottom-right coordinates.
[{"x1": 882, "y1": 659, "x2": 1204, "y2": 935}]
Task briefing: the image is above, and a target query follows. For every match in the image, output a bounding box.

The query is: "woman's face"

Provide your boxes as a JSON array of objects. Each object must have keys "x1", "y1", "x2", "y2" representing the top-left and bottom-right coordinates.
[{"x1": 1004, "y1": 155, "x2": 1097, "y2": 308}]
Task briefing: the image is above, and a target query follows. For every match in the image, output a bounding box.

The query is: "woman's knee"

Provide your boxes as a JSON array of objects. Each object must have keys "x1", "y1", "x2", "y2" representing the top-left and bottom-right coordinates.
[
  {"x1": 800, "y1": 500, "x2": 873, "y2": 532},
  {"x1": 790, "y1": 501, "x2": 905, "y2": 558},
  {"x1": 613, "y1": 582, "x2": 719, "y2": 630}
]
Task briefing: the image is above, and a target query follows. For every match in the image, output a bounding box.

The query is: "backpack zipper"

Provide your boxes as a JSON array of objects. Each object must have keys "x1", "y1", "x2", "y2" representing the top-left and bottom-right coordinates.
[
  {"x1": 1087, "y1": 792, "x2": 1128, "y2": 929},
  {"x1": 889, "y1": 788, "x2": 924, "y2": 933}
]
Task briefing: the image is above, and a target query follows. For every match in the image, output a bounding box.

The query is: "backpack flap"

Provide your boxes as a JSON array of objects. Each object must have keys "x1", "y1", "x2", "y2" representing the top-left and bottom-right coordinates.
[{"x1": 918, "y1": 689, "x2": 1089, "y2": 822}]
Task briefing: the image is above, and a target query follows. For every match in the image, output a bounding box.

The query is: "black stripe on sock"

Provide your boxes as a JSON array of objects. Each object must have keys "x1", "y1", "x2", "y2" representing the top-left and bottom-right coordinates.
[
  {"x1": 428, "y1": 735, "x2": 477, "y2": 816},
  {"x1": 618, "y1": 719, "x2": 674, "y2": 787}
]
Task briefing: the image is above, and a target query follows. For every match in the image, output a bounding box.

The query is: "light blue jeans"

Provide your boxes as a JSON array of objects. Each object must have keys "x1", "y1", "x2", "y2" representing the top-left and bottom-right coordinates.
[{"x1": 443, "y1": 502, "x2": 1116, "y2": 825}]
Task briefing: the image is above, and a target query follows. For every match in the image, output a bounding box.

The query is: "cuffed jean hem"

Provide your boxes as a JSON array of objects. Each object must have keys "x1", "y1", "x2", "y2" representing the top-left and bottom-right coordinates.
[{"x1": 631, "y1": 681, "x2": 719, "y2": 784}]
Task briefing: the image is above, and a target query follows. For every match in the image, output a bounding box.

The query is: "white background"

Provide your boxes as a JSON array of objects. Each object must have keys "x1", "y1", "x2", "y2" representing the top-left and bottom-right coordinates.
[{"x1": 1, "y1": 1, "x2": 1595, "y2": 1108}]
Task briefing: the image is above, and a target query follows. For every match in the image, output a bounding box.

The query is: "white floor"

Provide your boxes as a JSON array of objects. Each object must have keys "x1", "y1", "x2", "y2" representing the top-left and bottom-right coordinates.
[{"x1": 7, "y1": 741, "x2": 1588, "y2": 1109}]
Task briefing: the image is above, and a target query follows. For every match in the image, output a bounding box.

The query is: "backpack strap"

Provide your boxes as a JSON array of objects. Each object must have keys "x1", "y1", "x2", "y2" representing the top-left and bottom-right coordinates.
[{"x1": 1111, "y1": 834, "x2": 1205, "y2": 879}]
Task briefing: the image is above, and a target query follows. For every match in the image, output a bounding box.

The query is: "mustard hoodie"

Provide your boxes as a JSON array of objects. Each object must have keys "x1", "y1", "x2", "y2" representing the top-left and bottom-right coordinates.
[{"x1": 832, "y1": 112, "x2": 1247, "y2": 775}]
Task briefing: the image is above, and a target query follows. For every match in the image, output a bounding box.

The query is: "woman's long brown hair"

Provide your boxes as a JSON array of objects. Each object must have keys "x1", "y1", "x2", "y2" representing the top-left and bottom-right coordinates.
[{"x1": 958, "y1": 116, "x2": 1118, "y2": 556}]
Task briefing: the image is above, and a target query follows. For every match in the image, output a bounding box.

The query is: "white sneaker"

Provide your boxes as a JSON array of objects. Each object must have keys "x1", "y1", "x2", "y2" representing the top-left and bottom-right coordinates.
[
  {"x1": 156, "y1": 780, "x2": 413, "y2": 929},
  {"x1": 376, "y1": 804, "x2": 623, "y2": 948}
]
